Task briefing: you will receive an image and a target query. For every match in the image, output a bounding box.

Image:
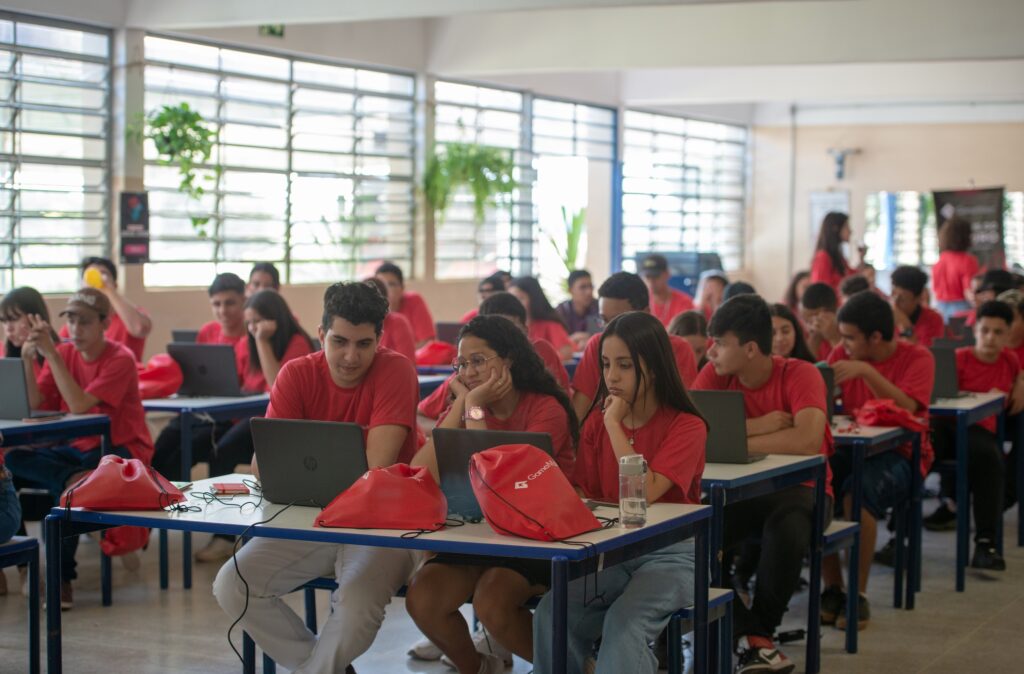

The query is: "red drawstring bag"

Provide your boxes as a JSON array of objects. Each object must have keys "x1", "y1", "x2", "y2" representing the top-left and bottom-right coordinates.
[
  {"x1": 854, "y1": 399, "x2": 928, "y2": 432},
  {"x1": 99, "y1": 526, "x2": 152, "y2": 557},
  {"x1": 59, "y1": 455, "x2": 186, "y2": 510},
  {"x1": 315, "y1": 464, "x2": 447, "y2": 531},
  {"x1": 469, "y1": 444, "x2": 601, "y2": 541},
  {"x1": 415, "y1": 340, "x2": 457, "y2": 366},
  {"x1": 138, "y1": 353, "x2": 184, "y2": 399}
]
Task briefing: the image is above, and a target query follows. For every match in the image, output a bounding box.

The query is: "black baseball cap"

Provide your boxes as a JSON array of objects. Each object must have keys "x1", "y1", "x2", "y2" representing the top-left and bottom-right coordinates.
[
  {"x1": 978, "y1": 269, "x2": 1016, "y2": 294},
  {"x1": 640, "y1": 254, "x2": 669, "y2": 277}
]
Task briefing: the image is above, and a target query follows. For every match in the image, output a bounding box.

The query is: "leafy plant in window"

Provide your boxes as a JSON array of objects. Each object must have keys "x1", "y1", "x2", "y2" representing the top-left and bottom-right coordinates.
[
  {"x1": 548, "y1": 206, "x2": 586, "y2": 278},
  {"x1": 423, "y1": 142, "x2": 517, "y2": 225},
  {"x1": 314, "y1": 194, "x2": 371, "y2": 280},
  {"x1": 129, "y1": 102, "x2": 219, "y2": 235}
]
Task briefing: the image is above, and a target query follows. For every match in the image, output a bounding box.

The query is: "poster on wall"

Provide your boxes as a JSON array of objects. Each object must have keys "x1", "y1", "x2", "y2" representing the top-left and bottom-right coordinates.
[
  {"x1": 120, "y1": 191, "x2": 150, "y2": 264},
  {"x1": 810, "y1": 190, "x2": 851, "y2": 241},
  {"x1": 933, "y1": 187, "x2": 1005, "y2": 270}
]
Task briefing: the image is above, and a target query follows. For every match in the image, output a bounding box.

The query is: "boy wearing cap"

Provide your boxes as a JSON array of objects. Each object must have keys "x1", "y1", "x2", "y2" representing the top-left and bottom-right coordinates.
[
  {"x1": 6, "y1": 287, "x2": 153, "y2": 609},
  {"x1": 59, "y1": 256, "x2": 152, "y2": 361},
  {"x1": 641, "y1": 254, "x2": 695, "y2": 326}
]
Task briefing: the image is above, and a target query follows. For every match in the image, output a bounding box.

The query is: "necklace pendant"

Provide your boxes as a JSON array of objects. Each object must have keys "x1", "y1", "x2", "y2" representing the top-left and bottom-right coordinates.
[{"x1": 628, "y1": 436, "x2": 635, "y2": 446}]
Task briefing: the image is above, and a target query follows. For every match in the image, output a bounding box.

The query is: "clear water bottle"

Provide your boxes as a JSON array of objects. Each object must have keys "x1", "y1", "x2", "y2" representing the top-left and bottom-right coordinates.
[{"x1": 618, "y1": 454, "x2": 647, "y2": 528}]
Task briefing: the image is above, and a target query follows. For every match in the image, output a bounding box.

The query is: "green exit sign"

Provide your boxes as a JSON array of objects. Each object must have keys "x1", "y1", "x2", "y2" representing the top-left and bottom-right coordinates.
[{"x1": 259, "y1": 25, "x2": 285, "y2": 38}]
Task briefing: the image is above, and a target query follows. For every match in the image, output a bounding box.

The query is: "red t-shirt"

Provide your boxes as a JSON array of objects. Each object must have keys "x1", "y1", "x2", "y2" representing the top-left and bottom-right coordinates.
[
  {"x1": 910, "y1": 306, "x2": 945, "y2": 348},
  {"x1": 828, "y1": 341, "x2": 935, "y2": 475},
  {"x1": 398, "y1": 291, "x2": 436, "y2": 343},
  {"x1": 198, "y1": 320, "x2": 246, "y2": 346},
  {"x1": 816, "y1": 340, "x2": 835, "y2": 363},
  {"x1": 460, "y1": 308, "x2": 479, "y2": 323},
  {"x1": 234, "y1": 332, "x2": 312, "y2": 394},
  {"x1": 956, "y1": 347, "x2": 1020, "y2": 433},
  {"x1": 529, "y1": 319, "x2": 573, "y2": 357},
  {"x1": 810, "y1": 250, "x2": 850, "y2": 295},
  {"x1": 438, "y1": 390, "x2": 575, "y2": 476},
  {"x1": 572, "y1": 405, "x2": 705, "y2": 504},
  {"x1": 267, "y1": 348, "x2": 419, "y2": 464},
  {"x1": 650, "y1": 289, "x2": 695, "y2": 327},
  {"x1": 572, "y1": 332, "x2": 698, "y2": 402},
  {"x1": 692, "y1": 356, "x2": 834, "y2": 497},
  {"x1": 417, "y1": 338, "x2": 570, "y2": 419},
  {"x1": 932, "y1": 251, "x2": 980, "y2": 303},
  {"x1": 1009, "y1": 342, "x2": 1024, "y2": 364},
  {"x1": 37, "y1": 341, "x2": 153, "y2": 463},
  {"x1": 60, "y1": 312, "x2": 146, "y2": 362},
  {"x1": 380, "y1": 312, "x2": 417, "y2": 363}
]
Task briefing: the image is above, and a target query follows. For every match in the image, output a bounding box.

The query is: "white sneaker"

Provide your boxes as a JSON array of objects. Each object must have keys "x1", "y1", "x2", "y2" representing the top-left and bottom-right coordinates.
[
  {"x1": 477, "y1": 653, "x2": 505, "y2": 674},
  {"x1": 407, "y1": 637, "x2": 443, "y2": 661},
  {"x1": 439, "y1": 628, "x2": 514, "y2": 669},
  {"x1": 119, "y1": 551, "x2": 141, "y2": 572},
  {"x1": 195, "y1": 536, "x2": 236, "y2": 563}
]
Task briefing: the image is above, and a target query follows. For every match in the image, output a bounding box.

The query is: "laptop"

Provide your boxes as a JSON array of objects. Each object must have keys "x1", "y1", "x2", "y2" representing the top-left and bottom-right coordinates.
[
  {"x1": 930, "y1": 346, "x2": 965, "y2": 402},
  {"x1": 689, "y1": 390, "x2": 765, "y2": 464},
  {"x1": 167, "y1": 343, "x2": 242, "y2": 397},
  {"x1": 436, "y1": 321, "x2": 463, "y2": 345},
  {"x1": 171, "y1": 329, "x2": 199, "y2": 343},
  {"x1": 250, "y1": 418, "x2": 369, "y2": 508},
  {"x1": 432, "y1": 427, "x2": 554, "y2": 521},
  {"x1": 0, "y1": 358, "x2": 64, "y2": 420},
  {"x1": 815, "y1": 364, "x2": 836, "y2": 423}
]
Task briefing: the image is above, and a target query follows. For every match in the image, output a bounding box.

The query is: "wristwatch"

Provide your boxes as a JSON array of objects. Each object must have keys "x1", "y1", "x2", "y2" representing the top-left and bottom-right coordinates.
[{"x1": 465, "y1": 405, "x2": 486, "y2": 421}]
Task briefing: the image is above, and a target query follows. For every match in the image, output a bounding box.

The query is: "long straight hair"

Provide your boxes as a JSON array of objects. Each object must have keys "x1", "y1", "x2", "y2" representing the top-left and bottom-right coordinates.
[
  {"x1": 768, "y1": 303, "x2": 816, "y2": 363},
  {"x1": 244, "y1": 290, "x2": 312, "y2": 372},
  {"x1": 509, "y1": 276, "x2": 567, "y2": 329},
  {"x1": 814, "y1": 212, "x2": 849, "y2": 276},
  {"x1": 1, "y1": 286, "x2": 57, "y2": 361},
  {"x1": 585, "y1": 311, "x2": 707, "y2": 429}
]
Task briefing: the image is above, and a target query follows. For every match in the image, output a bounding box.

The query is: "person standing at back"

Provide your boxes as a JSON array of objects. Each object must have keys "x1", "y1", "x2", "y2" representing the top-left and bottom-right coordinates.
[
  {"x1": 641, "y1": 253, "x2": 694, "y2": 326},
  {"x1": 810, "y1": 212, "x2": 855, "y2": 295},
  {"x1": 932, "y1": 217, "x2": 979, "y2": 322}
]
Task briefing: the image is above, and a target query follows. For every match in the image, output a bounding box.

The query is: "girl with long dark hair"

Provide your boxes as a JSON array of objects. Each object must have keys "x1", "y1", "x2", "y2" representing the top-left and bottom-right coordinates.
[
  {"x1": 238, "y1": 289, "x2": 313, "y2": 393},
  {"x1": 508, "y1": 276, "x2": 575, "y2": 360},
  {"x1": 1, "y1": 286, "x2": 58, "y2": 367},
  {"x1": 533, "y1": 311, "x2": 708, "y2": 674},
  {"x1": 769, "y1": 303, "x2": 817, "y2": 363},
  {"x1": 811, "y1": 212, "x2": 853, "y2": 293},
  {"x1": 407, "y1": 315, "x2": 578, "y2": 674},
  {"x1": 784, "y1": 270, "x2": 811, "y2": 313}
]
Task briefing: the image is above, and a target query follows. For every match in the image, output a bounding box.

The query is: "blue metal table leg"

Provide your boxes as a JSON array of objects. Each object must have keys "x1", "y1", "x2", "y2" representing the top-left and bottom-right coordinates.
[
  {"x1": 667, "y1": 615, "x2": 683, "y2": 674},
  {"x1": 551, "y1": 555, "x2": 568, "y2": 674},
  {"x1": 893, "y1": 502, "x2": 905, "y2": 609},
  {"x1": 694, "y1": 525, "x2": 709, "y2": 674},
  {"x1": 955, "y1": 413, "x2": 969, "y2": 592},
  {"x1": 806, "y1": 461, "x2": 826, "y2": 674},
  {"x1": 180, "y1": 412, "x2": 193, "y2": 590},
  {"x1": 100, "y1": 541, "x2": 112, "y2": 607},
  {"x1": 996, "y1": 411, "x2": 1006, "y2": 555},
  {"x1": 45, "y1": 514, "x2": 63, "y2": 674},
  {"x1": 159, "y1": 529, "x2": 169, "y2": 590},
  {"x1": 29, "y1": 541, "x2": 40, "y2": 674},
  {"x1": 709, "y1": 487, "x2": 725, "y2": 586},
  {"x1": 908, "y1": 435, "x2": 922, "y2": 606},
  {"x1": 242, "y1": 632, "x2": 255, "y2": 674}
]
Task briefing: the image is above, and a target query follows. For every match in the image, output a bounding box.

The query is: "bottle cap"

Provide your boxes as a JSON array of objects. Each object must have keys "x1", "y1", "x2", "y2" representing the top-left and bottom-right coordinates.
[{"x1": 619, "y1": 455, "x2": 646, "y2": 476}]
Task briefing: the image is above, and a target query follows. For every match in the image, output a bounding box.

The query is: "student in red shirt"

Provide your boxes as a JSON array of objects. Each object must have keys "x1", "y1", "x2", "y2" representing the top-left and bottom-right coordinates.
[
  {"x1": 1, "y1": 286, "x2": 58, "y2": 376},
  {"x1": 58, "y1": 257, "x2": 151, "y2": 361},
  {"x1": 376, "y1": 260, "x2": 436, "y2": 347},
  {"x1": 213, "y1": 282, "x2": 420, "y2": 673},
  {"x1": 417, "y1": 292, "x2": 571, "y2": 431},
  {"x1": 152, "y1": 273, "x2": 250, "y2": 488},
  {"x1": 406, "y1": 315, "x2": 578, "y2": 674},
  {"x1": 641, "y1": 253, "x2": 695, "y2": 326},
  {"x1": 460, "y1": 273, "x2": 506, "y2": 324},
  {"x1": 769, "y1": 303, "x2": 816, "y2": 363},
  {"x1": 694, "y1": 294, "x2": 832, "y2": 673},
  {"x1": 246, "y1": 261, "x2": 281, "y2": 297},
  {"x1": 925, "y1": 301, "x2": 1023, "y2": 570},
  {"x1": 668, "y1": 310, "x2": 710, "y2": 372},
  {"x1": 7, "y1": 288, "x2": 152, "y2": 608},
  {"x1": 572, "y1": 272, "x2": 698, "y2": 423},
  {"x1": 508, "y1": 276, "x2": 574, "y2": 360},
  {"x1": 890, "y1": 266, "x2": 944, "y2": 347},
  {"x1": 839, "y1": 275, "x2": 870, "y2": 303},
  {"x1": 364, "y1": 277, "x2": 416, "y2": 363},
  {"x1": 783, "y1": 270, "x2": 811, "y2": 314},
  {"x1": 532, "y1": 311, "x2": 706, "y2": 674},
  {"x1": 822, "y1": 291, "x2": 935, "y2": 629},
  {"x1": 810, "y1": 212, "x2": 854, "y2": 294},
  {"x1": 932, "y1": 217, "x2": 979, "y2": 322},
  {"x1": 800, "y1": 283, "x2": 841, "y2": 362},
  {"x1": 960, "y1": 269, "x2": 1017, "y2": 327}
]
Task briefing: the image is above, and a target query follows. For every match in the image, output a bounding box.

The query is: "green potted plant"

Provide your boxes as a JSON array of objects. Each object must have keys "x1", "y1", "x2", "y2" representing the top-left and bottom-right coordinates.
[
  {"x1": 423, "y1": 141, "x2": 517, "y2": 225},
  {"x1": 130, "y1": 102, "x2": 219, "y2": 234},
  {"x1": 548, "y1": 206, "x2": 586, "y2": 279}
]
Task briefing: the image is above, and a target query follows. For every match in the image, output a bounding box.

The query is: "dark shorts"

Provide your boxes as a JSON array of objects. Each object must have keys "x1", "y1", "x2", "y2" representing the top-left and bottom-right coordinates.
[
  {"x1": 830, "y1": 450, "x2": 912, "y2": 520},
  {"x1": 427, "y1": 553, "x2": 551, "y2": 589}
]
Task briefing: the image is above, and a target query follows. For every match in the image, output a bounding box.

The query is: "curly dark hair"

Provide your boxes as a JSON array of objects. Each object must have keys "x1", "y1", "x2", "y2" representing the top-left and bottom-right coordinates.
[
  {"x1": 322, "y1": 281, "x2": 390, "y2": 335},
  {"x1": 768, "y1": 303, "x2": 817, "y2": 363},
  {"x1": 938, "y1": 217, "x2": 972, "y2": 253},
  {"x1": 459, "y1": 315, "x2": 579, "y2": 446},
  {"x1": 586, "y1": 311, "x2": 707, "y2": 429},
  {"x1": 244, "y1": 290, "x2": 313, "y2": 373}
]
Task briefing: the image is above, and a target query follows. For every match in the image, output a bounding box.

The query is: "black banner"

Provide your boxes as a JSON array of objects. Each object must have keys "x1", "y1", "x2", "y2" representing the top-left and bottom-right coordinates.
[
  {"x1": 120, "y1": 191, "x2": 150, "y2": 264},
  {"x1": 933, "y1": 187, "x2": 1005, "y2": 269}
]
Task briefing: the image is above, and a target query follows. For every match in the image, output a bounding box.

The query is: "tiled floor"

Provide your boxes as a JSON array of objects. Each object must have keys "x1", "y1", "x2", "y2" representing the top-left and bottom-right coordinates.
[{"x1": 1, "y1": 500, "x2": 1022, "y2": 673}]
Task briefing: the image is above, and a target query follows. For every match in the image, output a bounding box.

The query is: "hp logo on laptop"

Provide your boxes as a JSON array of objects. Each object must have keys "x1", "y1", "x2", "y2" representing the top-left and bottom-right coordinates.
[{"x1": 303, "y1": 456, "x2": 318, "y2": 471}]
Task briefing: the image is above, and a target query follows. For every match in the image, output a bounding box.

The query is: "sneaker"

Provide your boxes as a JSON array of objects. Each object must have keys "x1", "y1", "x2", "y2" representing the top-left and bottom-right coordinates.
[
  {"x1": 477, "y1": 653, "x2": 505, "y2": 674},
  {"x1": 734, "y1": 636, "x2": 795, "y2": 674},
  {"x1": 834, "y1": 593, "x2": 870, "y2": 631},
  {"x1": 407, "y1": 637, "x2": 443, "y2": 661},
  {"x1": 195, "y1": 536, "x2": 236, "y2": 563},
  {"x1": 923, "y1": 503, "x2": 957, "y2": 531},
  {"x1": 439, "y1": 628, "x2": 514, "y2": 669},
  {"x1": 120, "y1": 551, "x2": 142, "y2": 572},
  {"x1": 971, "y1": 542, "x2": 1007, "y2": 571},
  {"x1": 874, "y1": 538, "x2": 895, "y2": 567},
  {"x1": 584, "y1": 656, "x2": 597, "y2": 674},
  {"x1": 819, "y1": 585, "x2": 845, "y2": 625},
  {"x1": 60, "y1": 581, "x2": 73, "y2": 611}
]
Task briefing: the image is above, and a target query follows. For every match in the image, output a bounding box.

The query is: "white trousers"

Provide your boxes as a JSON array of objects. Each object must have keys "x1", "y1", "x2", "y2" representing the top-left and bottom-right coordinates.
[{"x1": 213, "y1": 538, "x2": 422, "y2": 673}]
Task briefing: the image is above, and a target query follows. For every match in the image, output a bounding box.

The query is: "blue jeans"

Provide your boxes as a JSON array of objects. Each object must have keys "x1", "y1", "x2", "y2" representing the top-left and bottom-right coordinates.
[
  {"x1": 532, "y1": 540, "x2": 698, "y2": 674},
  {"x1": 936, "y1": 300, "x2": 971, "y2": 324},
  {"x1": 0, "y1": 472, "x2": 21, "y2": 544}
]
